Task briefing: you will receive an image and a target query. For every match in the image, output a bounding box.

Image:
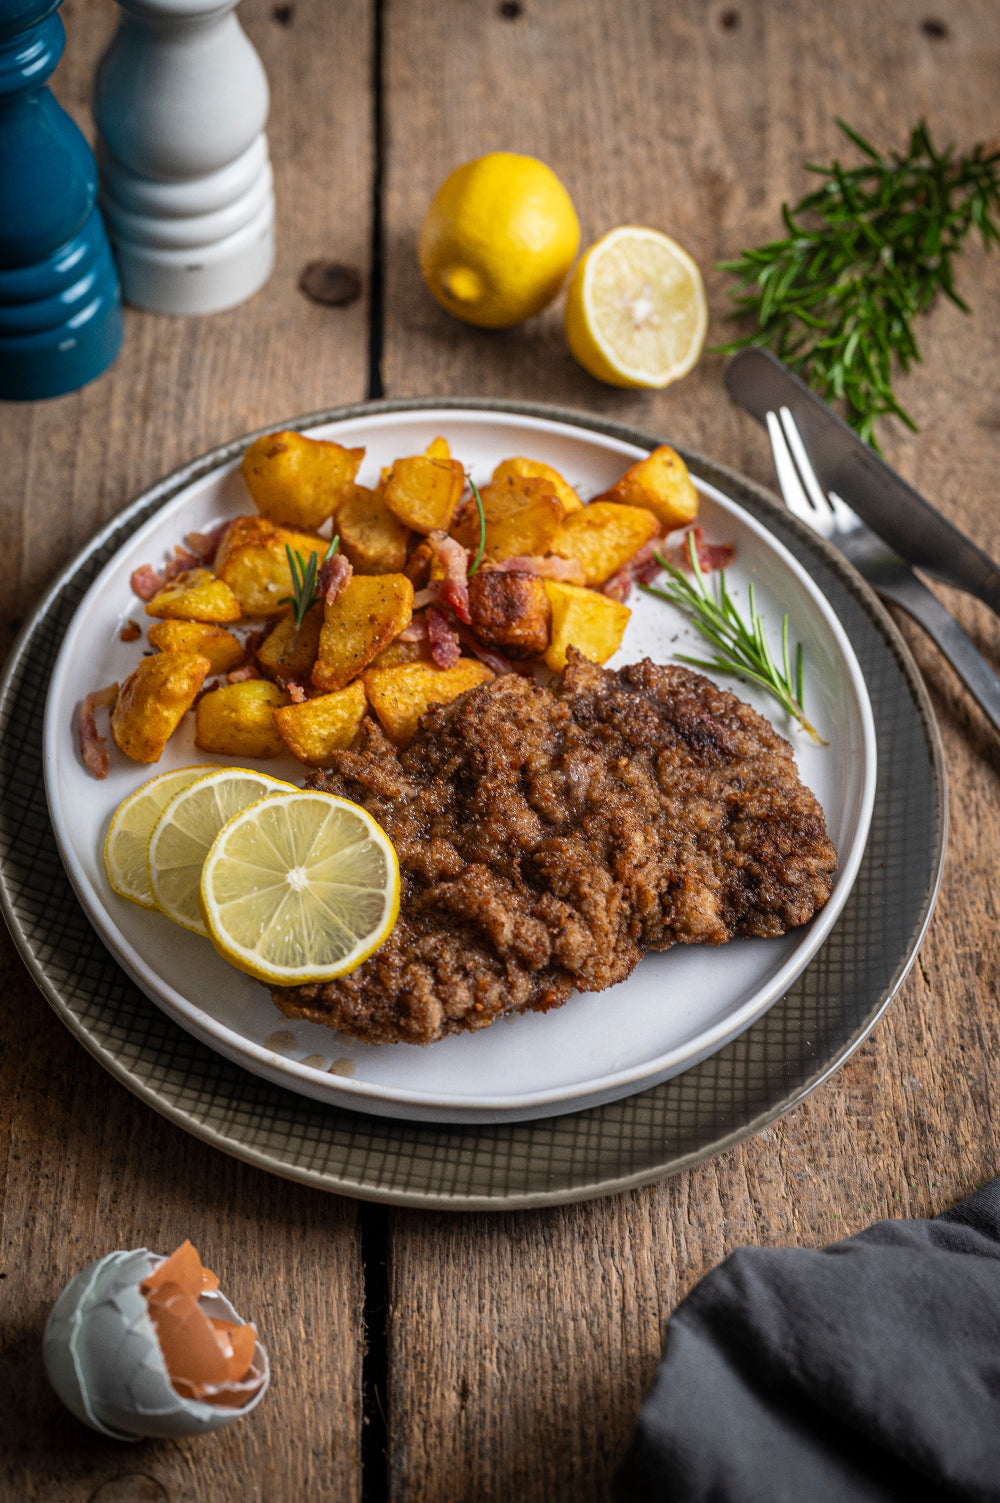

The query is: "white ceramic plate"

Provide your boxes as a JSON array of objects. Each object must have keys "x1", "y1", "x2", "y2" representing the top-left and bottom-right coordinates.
[{"x1": 43, "y1": 409, "x2": 876, "y2": 1124}]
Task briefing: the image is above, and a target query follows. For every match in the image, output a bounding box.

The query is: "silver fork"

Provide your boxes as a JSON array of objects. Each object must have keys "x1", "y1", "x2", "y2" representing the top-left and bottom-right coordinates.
[{"x1": 768, "y1": 405, "x2": 1000, "y2": 740}]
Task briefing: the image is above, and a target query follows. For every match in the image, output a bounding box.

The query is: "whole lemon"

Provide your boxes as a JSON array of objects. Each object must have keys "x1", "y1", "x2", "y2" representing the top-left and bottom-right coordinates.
[{"x1": 419, "y1": 152, "x2": 580, "y2": 329}]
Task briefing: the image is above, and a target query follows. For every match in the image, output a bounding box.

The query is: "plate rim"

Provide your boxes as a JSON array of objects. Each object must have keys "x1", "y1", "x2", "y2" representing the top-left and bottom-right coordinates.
[{"x1": 0, "y1": 396, "x2": 947, "y2": 1208}]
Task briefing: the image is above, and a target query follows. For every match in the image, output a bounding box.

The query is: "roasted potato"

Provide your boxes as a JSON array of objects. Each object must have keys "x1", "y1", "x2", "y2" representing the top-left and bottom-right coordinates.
[
  {"x1": 452, "y1": 475, "x2": 565, "y2": 562},
  {"x1": 195, "y1": 679, "x2": 290, "y2": 758},
  {"x1": 467, "y1": 569, "x2": 550, "y2": 657},
  {"x1": 367, "y1": 635, "x2": 433, "y2": 671},
  {"x1": 110, "y1": 650, "x2": 210, "y2": 763},
  {"x1": 543, "y1": 580, "x2": 630, "y2": 671},
  {"x1": 491, "y1": 456, "x2": 583, "y2": 513},
  {"x1": 144, "y1": 568, "x2": 242, "y2": 624},
  {"x1": 424, "y1": 436, "x2": 451, "y2": 460},
  {"x1": 312, "y1": 572, "x2": 414, "y2": 692},
  {"x1": 240, "y1": 430, "x2": 364, "y2": 529},
  {"x1": 550, "y1": 501, "x2": 659, "y2": 586},
  {"x1": 146, "y1": 618, "x2": 245, "y2": 675},
  {"x1": 214, "y1": 515, "x2": 331, "y2": 617},
  {"x1": 336, "y1": 482, "x2": 413, "y2": 574},
  {"x1": 256, "y1": 603, "x2": 323, "y2": 682},
  {"x1": 272, "y1": 681, "x2": 368, "y2": 766},
  {"x1": 594, "y1": 444, "x2": 698, "y2": 531},
  {"x1": 362, "y1": 659, "x2": 494, "y2": 746},
  {"x1": 383, "y1": 453, "x2": 465, "y2": 534}
]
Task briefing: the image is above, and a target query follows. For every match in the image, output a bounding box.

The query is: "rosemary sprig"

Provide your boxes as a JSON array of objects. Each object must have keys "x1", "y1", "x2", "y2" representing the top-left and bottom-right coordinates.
[
  {"x1": 466, "y1": 475, "x2": 486, "y2": 575},
  {"x1": 279, "y1": 535, "x2": 339, "y2": 636},
  {"x1": 716, "y1": 119, "x2": 1000, "y2": 446},
  {"x1": 641, "y1": 535, "x2": 824, "y2": 744}
]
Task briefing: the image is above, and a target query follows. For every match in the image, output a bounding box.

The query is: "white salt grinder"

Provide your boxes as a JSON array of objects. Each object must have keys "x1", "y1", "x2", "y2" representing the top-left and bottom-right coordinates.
[{"x1": 92, "y1": 0, "x2": 275, "y2": 315}]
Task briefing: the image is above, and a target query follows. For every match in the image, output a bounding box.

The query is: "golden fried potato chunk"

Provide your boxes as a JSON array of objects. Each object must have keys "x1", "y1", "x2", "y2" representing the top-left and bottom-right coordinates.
[
  {"x1": 367, "y1": 635, "x2": 433, "y2": 671},
  {"x1": 273, "y1": 681, "x2": 368, "y2": 766},
  {"x1": 256, "y1": 603, "x2": 323, "y2": 683},
  {"x1": 214, "y1": 515, "x2": 331, "y2": 617},
  {"x1": 467, "y1": 569, "x2": 551, "y2": 658},
  {"x1": 336, "y1": 482, "x2": 413, "y2": 574},
  {"x1": 146, "y1": 619, "x2": 245, "y2": 675},
  {"x1": 424, "y1": 436, "x2": 451, "y2": 460},
  {"x1": 195, "y1": 679, "x2": 290, "y2": 759},
  {"x1": 595, "y1": 445, "x2": 698, "y2": 531},
  {"x1": 383, "y1": 454, "x2": 465, "y2": 534},
  {"x1": 240, "y1": 430, "x2": 364, "y2": 530},
  {"x1": 362, "y1": 660, "x2": 494, "y2": 747},
  {"x1": 312, "y1": 572, "x2": 414, "y2": 693},
  {"x1": 144, "y1": 568, "x2": 242, "y2": 624},
  {"x1": 110, "y1": 650, "x2": 211, "y2": 763},
  {"x1": 550, "y1": 501, "x2": 659, "y2": 586},
  {"x1": 491, "y1": 456, "x2": 583, "y2": 513},
  {"x1": 451, "y1": 475, "x2": 565, "y2": 562},
  {"x1": 543, "y1": 580, "x2": 630, "y2": 671}
]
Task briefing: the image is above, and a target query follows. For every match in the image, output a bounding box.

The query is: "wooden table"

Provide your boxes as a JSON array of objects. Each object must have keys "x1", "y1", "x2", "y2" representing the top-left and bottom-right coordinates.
[{"x1": 3, "y1": 1, "x2": 999, "y2": 1497}]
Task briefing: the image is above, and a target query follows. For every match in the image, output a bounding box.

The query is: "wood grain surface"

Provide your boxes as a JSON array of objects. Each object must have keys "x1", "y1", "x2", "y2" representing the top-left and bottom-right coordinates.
[{"x1": 2, "y1": 1, "x2": 999, "y2": 1499}]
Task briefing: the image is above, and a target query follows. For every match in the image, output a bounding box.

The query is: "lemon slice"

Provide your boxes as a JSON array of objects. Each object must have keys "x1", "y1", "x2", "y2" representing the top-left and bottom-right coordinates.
[
  {"x1": 564, "y1": 225, "x2": 708, "y2": 389},
  {"x1": 147, "y1": 768, "x2": 298, "y2": 935},
  {"x1": 198, "y1": 791, "x2": 400, "y2": 985},
  {"x1": 104, "y1": 765, "x2": 218, "y2": 909}
]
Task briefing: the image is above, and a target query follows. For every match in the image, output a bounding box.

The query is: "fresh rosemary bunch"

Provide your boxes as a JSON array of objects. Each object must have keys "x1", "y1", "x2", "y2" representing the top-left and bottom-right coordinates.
[
  {"x1": 280, "y1": 535, "x2": 339, "y2": 636},
  {"x1": 717, "y1": 119, "x2": 1000, "y2": 445},
  {"x1": 641, "y1": 536, "x2": 823, "y2": 744}
]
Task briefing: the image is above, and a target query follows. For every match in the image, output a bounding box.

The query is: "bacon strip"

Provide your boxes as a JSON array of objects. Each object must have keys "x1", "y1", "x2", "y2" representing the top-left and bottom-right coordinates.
[
  {"x1": 130, "y1": 564, "x2": 163, "y2": 601},
  {"x1": 286, "y1": 682, "x2": 308, "y2": 703},
  {"x1": 78, "y1": 683, "x2": 118, "y2": 779},
  {"x1": 426, "y1": 606, "x2": 461, "y2": 669},
  {"x1": 495, "y1": 555, "x2": 586, "y2": 585},
  {"x1": 398, "y1": 615, "x2": 430, "y2": 643},
  {"x1": 456, "y1": 624, "x2": 532, "y2": 678},
  {"x1": 185, "y1": 521, "x2": 229, "y2": 567},
  {"x1": 226, "y1": 664, "x2": 260, "y2": 683},
  {"x1": 601, "y1": 540, "x2": 662, "y2": 603},
  {"x1": 427, "y1": 531, "x2": 471, "y2": 623},
  {"x1": 672, "y1": 526, "x2": 737, "y2": 575},
  {"x1": 318, "y1": 551, "x2": 353, "y2": 604}
]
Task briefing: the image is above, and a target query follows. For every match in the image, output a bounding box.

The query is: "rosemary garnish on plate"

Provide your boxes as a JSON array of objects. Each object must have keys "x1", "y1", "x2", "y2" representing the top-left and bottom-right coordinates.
[
  {"x1": 641, "y1": 534, "x2": 823, "y2": 744},
  {"x1": 280, "y1": 535, "x2": 339, "y2": 637},
  {"x1": 467, "y1": 474, "x2": 487, "y2": 575},
  {"x1": 716, "y1": 119, "x2": 1000, "y2": 446}
]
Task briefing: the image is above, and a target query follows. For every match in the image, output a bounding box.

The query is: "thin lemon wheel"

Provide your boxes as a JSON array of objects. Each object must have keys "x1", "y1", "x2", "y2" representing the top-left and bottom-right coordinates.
[
  {"x1": 564, "y1": 225, "x2": 708, "y2": 389},
  {"x1": 147, "y1": 768, "x2": 298, "y2": 935},
  {"x1": 104, "y1": 765, "x2": 218, "y2": 909},
  {"x1": 198, "y1": 791, "x2": 400, "y2": 985}
]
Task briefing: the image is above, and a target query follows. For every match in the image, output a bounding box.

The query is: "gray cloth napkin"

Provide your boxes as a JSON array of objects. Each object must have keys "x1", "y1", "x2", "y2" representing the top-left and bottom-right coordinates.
[{"x1": 613, "y1": 1178, "x2": 1000, "y2": 1501}]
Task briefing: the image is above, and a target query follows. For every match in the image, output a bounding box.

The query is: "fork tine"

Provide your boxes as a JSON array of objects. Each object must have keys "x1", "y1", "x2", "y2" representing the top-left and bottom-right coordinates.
[
  {"x1": 777, "y1": 407, "x2": 831, "y2": 515},
  {"x1": 765, "y1": 409, "x2": 818, "y2": 528}
]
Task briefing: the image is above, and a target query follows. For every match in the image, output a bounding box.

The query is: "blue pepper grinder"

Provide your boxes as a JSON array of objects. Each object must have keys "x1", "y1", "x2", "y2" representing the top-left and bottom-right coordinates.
[{"x1": 0, "y1": 0, "x2": 123, "y2": 400}]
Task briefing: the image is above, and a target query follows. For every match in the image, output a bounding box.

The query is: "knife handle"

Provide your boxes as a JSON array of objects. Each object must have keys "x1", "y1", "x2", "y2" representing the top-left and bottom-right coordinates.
[{"x1": 877, "y1": 570, "x2": 1000, "y2": 740}]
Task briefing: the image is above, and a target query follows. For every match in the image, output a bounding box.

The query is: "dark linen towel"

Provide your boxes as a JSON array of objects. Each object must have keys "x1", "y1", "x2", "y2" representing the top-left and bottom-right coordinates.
[{"x1": 613, "y1": 1177, "x2": 1000, "y2": 1502}]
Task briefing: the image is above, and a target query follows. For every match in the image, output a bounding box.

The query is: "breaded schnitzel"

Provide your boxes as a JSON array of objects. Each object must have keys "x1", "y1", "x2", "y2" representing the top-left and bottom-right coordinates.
[{"x1": 270, "y1": 652, "x2": 837, "y2": 1045}]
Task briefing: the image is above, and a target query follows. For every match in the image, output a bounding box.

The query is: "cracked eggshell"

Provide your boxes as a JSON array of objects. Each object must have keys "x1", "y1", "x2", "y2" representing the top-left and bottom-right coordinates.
[{"x1": 43, "y1": 1248, "x2": 270, "y2": 1440}]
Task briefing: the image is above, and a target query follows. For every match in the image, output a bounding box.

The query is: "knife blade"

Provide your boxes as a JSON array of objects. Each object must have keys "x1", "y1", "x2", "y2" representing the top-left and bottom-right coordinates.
[{"x1": 724, "y1": 347, "x2": 1000, "y2": 618}]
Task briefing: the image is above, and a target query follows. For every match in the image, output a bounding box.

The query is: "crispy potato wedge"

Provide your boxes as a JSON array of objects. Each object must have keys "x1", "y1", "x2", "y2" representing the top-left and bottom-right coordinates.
[
  {"x1": 550, "y1": 501, "x2": 659, "y2": 586},
  {"x1": 543, "y1": 580, "x2": 630, "y2": 671},
  {"x1": 312, "y1": 572, "x2": 414, "y2": 692},
  {"x1": 595, "y1": 444, "x2": 698, "y2": 531},
  {"x1": 362, "y1": 659, "x2": 494, "y2": 747},
  {"x1": 146, "y1": 619, "x2": 245, "y2": 675},
  {"x1": 144, "y1": 567, "x2": 242, "y2": 624},
  {"x1": 467, "y1": 569, "x2": 551, "y2": 657},
  {"x1": 215, "y1": 515, "x2": 331, "y2": 617},
  {"x1": 383, "y1": 454, "x2": 465, "y2": 534},
  {"x1": 110, "y1": 650, "x2": 210, "y2": 764},
  {"x1": 240, "y1": 430, "x2": 364, "y2": 530},
  {"x1": 256, "y1": 602, "x2": 323, "y2": 682},
  {"x1": 336, "y1": 482, "x2": 413, "y2": 574},
  {"x1": 273, "y1": 681, "x2": 368, "y2": 766},
  {"x1": 195, "y1": 679, "x2": 290, "y2": 759},
  {"x1": 491, "y1": 456, "x2": 583, "y2": 513}
]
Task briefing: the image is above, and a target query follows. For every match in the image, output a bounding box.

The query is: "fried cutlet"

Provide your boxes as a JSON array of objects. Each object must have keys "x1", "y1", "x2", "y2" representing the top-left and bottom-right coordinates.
[{"x1": 270, "y1": 651, "x2": 838, "y2": 1045}]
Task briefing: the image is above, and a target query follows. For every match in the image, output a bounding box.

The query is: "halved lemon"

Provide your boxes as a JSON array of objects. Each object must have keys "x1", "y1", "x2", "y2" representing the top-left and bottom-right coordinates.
[
  {"x1": 564, "y1": 225, "x2": 708, "y2": 389},
  {"x1": 104, "y1": 765, "x2": 218, "y2": 909},
  {"x1": 198, "y1": 791, "x2": 400, "y2": 985},
  {"x1": 147, "y1": 768, "x2": 298, "y2": 935}
]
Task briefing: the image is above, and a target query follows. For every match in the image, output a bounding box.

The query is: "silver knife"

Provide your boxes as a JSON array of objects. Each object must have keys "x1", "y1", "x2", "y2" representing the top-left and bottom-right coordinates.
[{"x1": 724, "y1": 346, "x2": 1000, "y2": 616}]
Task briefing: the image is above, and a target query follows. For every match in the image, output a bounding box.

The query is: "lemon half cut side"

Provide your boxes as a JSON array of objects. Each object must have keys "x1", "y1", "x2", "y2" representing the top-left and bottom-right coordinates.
[
  {"x1": 564, "y1": 225, "x2": 708, "y2": 389},
  {"x1": 147, "y1": 768, "x2": 298, "y2": 936},
  {"x1": 198, "y1": 791, "x2": 400, "y2": 985},
  {"x1": 104, "y1": 764, "x2": 219, "y2": 909}
]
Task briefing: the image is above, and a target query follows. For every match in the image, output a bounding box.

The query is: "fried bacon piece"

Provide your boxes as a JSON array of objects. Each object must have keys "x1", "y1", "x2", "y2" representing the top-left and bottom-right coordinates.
[{"x1": 78, "y1": 683, "x2": 118, "y2": 779}]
